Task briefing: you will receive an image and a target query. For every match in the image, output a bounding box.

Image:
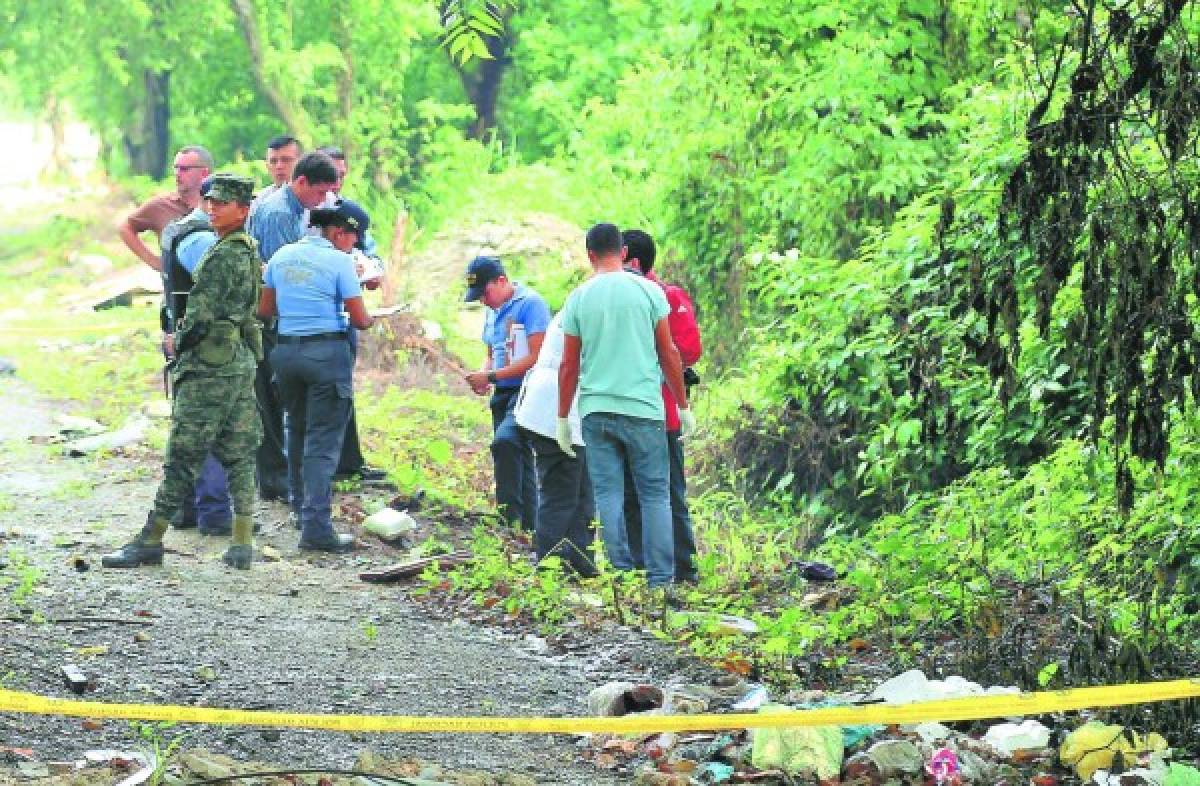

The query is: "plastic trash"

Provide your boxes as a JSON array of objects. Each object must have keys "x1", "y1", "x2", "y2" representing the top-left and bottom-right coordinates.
[
  {"x1": 984, "y1": 719, "x2": 1052, "y2": 756},
  {"x1": 867, "y1": 739, "x2": 923, "y2": 777},
  {"x1": 697, "y1": 761, "x2": 735, "y2": 784},
  {"x1": 731, "y1": 685, "x2": 769, "y2": 711},
  {"x1": 912, "y1": 721, "x2": 953, "y2": 743},
  {"x1": 927, "y1": 747, "x2": 961, "y2": 785},
  {"x1": 1059, "y1": 722, "x2": 1168, "y2": 781},
  {"x1": 708, "y1": 614, "x2": 758, "y2": 636},
  {"x1": 1093, "y1": 767, "x2": 1167, "y2": 786},
  {"x1": 363, "y1": 507, "x2": 418, "y2": 542},
  {"x1": 751, "y1": 705, "x2": 842, "y2": 779},
  {"x1": 870, "y1": 669, "x2": 1018, "y2": 704}
]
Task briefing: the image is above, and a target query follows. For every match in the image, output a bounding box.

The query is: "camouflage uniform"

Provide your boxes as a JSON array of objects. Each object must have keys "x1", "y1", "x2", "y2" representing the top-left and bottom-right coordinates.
[
  {"x1": 104, "y1": 174, "x2": 263, "y2": 570},
  {"x1": 154, "y1": 227, "x2": 262, "y2": 522}
]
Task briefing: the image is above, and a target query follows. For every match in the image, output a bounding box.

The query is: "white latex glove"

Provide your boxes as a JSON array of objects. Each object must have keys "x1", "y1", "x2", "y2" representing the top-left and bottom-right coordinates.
[
  {"x1": 556, "y1": 417, "x2": 576, "y2": 458},
  {"x1": 678, "y1": 408, "x2": 696, "y2": 438}
]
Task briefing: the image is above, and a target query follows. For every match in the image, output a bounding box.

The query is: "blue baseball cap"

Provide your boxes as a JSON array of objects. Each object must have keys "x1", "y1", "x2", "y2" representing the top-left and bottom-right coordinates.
[{"x1": 464, "y1": 255, "x2": 505, "y2": 302}]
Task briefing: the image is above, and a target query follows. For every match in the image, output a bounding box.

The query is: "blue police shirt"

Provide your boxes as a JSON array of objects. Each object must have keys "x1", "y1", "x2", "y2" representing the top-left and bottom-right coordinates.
[
  {"x1": 249, "y1": 185, "x2": 305, "y2": 263},
  {"x1": 482, "y1": 283, "x2": 551, "y2": 390},
  {"x1": 264, "y1": 236, "x2": 362, "y2": 336},
  {"x1": 175, "y1": 208, "x2": 217, "y2": 274}
]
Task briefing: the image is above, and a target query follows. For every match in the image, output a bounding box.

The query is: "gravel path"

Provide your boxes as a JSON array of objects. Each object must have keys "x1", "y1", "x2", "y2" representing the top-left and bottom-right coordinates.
[{"x1": 0, "y1": 377, "x2": 645, "y2": 783}]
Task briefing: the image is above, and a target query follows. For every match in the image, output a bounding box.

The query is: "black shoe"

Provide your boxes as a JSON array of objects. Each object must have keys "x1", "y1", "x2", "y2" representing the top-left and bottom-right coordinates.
[
  {"x1": 101, "y1": 540, "x2": 164, "y2": 568},
  {"x1": 221, "y1": 544, "x2": 253, "y2": 570},
  {"x1": 259, "y1": 488, "x2": 288, "y2": 502},
  {"x1": 171, "y1": 517, "x2": 198, "y2": 530},
  {"x1": 298, "y1": 533, "x2": 355, "y2": 553}
]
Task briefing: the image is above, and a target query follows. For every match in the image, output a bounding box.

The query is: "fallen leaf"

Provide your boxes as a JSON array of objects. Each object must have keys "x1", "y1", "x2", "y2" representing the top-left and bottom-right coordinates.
[
  {"x1": 594, "y1": 753, "x2": 618, "y2": 769},
  {"x1": 81, "y1": 719, "x2": 102, "y2": 731},
  {"x1": 602, "y1": 739, "x2": 638, "y2": 754},
  {"x1": 848, "y1": 638, "x2": 869, "y2": 652},
  {"x1": 76, "y1": 646, "x2": 109, "y2": 657}
]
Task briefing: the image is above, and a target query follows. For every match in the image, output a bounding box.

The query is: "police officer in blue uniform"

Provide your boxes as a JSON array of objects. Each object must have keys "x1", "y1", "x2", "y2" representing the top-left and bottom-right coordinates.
[{"x1": 258, "y1": 199, "x2": 374, "y2": 552}]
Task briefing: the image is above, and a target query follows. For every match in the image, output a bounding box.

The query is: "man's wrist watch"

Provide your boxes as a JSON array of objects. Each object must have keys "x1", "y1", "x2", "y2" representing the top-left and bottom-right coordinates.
[{"x1": 487, "y1": 371, "x2": 498, "y2": 385}]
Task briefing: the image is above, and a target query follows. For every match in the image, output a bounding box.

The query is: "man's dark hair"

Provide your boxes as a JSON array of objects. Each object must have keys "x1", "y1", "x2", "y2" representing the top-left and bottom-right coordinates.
[
  {"x1": 316, "y1": 145, "x2": 345, "y2": 161},
  {"x1": 266, "y1": 135, "x2": 302, "y2": 152},
  {"x1": 586, "y1": 223, "x2": 623, "y2": 256},
  {"x1": 622, "y1": 229, "x2": 656, "y2": 273},
  {"x1": 292, "y1": 151, "x2": 339, "y2": 185}
]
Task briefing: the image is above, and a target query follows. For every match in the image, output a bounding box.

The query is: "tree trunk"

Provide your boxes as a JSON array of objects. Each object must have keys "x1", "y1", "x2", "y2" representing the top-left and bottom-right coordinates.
[
  {"x1": 466, "y1": 48, "x2": 505, "y2": 140},
  {"x1": 382, "y1": 210, "x2": 408, "y2": 309},
  {"x1": 333, "y1": 15, "x2": 355, "y2": 155},
  {"x1": 40, "y1": 94, "x2": 68, "y2": 180},
  {"x1": 122, "y1": 69, "x2": 170, "y2": 178},
  {"x1": 447, "y1": 8, "x2": 513, "y2": 141},
  {"x1": 229, "y1": 0, "x2": 310, "y2": 141}
]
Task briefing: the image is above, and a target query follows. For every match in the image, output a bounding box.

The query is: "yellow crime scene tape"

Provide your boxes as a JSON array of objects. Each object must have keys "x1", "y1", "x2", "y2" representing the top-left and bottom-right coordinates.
[{"x1": 2, "y1": 679, "x2": 1199, "y2": 734}]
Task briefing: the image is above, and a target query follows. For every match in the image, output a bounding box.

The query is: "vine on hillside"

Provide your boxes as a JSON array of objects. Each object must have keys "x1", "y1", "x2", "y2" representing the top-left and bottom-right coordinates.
[{"x1": 981, "y1": 0, "x2": 1200, "y2": 508}]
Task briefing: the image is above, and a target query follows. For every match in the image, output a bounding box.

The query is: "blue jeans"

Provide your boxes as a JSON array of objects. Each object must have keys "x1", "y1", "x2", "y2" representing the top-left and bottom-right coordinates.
[
  {"x1": 271, "y1": 338, "x2": 353, "y2": 541},
  {"x1": 623, "y1": 429, "x2": 697, "y2": 581},
  {"x1": 490, "y1": 388, "x2": 537, "y2": 531},
  {"x1": 582, "y1": 412, "x2": 674, "y2": 587}
]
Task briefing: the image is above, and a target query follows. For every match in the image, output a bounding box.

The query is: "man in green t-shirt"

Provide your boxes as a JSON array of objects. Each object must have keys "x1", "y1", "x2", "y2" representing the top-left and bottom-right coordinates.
[{"x1": 557, "y1": 223, "x2": 693, "y2": 588}]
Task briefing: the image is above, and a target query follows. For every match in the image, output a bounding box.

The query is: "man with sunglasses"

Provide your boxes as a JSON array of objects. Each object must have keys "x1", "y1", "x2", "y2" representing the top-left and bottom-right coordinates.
[{"x1": 117, "y1": 145, "x2": 213, "y2": 272}]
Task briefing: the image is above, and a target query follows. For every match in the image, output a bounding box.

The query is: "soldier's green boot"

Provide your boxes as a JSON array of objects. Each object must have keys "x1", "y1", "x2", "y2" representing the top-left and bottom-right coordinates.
[
  {"x1": 101, "y1": 513, "x2": 168, "y2": 568},
  {"x1": 221, "y1": 514, "x2": 255, "y2": 570}
]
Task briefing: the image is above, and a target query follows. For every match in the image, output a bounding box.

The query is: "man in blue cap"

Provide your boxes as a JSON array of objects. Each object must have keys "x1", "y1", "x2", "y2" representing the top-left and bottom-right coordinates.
[{"x1": 463, "y1": 255, "x2": 550, "y2": 531}]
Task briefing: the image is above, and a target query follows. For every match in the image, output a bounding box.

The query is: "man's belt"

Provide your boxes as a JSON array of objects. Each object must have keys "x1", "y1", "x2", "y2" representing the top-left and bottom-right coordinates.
[{"x1": 276, "y1": 332, "x2": 347, "y2": 344}]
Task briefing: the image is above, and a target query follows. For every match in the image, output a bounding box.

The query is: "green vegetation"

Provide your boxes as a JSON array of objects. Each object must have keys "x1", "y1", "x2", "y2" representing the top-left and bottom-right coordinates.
[{"x1": 2, "y1": 0, "x2": 1199, "y2": 694}]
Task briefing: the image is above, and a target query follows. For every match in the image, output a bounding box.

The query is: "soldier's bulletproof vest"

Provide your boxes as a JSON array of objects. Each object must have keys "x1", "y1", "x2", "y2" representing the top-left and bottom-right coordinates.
[{"x1": 159, "y1": 213, "x2": 213, "y2": 331}]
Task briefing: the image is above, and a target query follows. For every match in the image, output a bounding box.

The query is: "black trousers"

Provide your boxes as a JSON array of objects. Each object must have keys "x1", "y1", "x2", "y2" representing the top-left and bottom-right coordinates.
[
  {"x1": 254, "y1": 325, "x2": 289, "y2": 497},
  {"x1": 525, "y1": 428, "x2": 596, "y2": 576}
]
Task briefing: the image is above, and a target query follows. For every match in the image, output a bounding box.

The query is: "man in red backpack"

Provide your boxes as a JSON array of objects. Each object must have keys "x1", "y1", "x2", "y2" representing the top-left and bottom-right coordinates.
[{"x1": 622, "y1": 229, "x2": 703, "y2": 583}]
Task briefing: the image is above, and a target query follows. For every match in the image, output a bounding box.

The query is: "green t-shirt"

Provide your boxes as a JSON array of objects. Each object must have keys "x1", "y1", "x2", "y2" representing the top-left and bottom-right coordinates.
[{"x1": 561, "y1": 271, "x2": 670, "y2": 420}]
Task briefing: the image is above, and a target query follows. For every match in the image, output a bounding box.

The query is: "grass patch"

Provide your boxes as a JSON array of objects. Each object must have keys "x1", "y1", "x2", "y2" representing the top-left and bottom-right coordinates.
[{"x1": 356, "y1": 384, "x2": 492, "y2": 510}]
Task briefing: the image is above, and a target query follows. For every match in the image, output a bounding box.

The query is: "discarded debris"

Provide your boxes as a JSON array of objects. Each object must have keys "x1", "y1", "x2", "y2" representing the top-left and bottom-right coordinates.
[
  {"x1": 927, "y1": 747, "x2": 961, "y2": 785},
  {"x1": 64, "y1": 415, "x2": 149, "y2": 456},
  {"x1": 1059, "y1": 722, "x2": 1169, "y2": 781},
  {"x1": 750, "y1": 705, "x2": 842, "y2": 779},
  {"x1": 359, "y1": 551, "x2": 473, "y2": 583},
  {"x1": 587, "y1": 682, "x2": 664, "y2": 716},
  {"x1": 731, "y1": 685, "x2": 769, "y2": 712},
  {"x1": 363, "y1": 507, "x2": 419, "y2": 542},
  {"x1": 869, "y1": 669, "x2": 1018, "y2": 705},
  {"x1": 61, "y1": 663, "x2": 90, "y2": 694},
  {"x1": 984, "y1": 719, "x2": 1052, "y2": 756}
]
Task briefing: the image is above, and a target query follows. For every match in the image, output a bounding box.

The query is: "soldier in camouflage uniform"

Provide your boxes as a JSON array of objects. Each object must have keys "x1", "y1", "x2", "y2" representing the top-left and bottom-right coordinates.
[{"x1": 104, "y1": 173, "x2": 265, "y2": 570}]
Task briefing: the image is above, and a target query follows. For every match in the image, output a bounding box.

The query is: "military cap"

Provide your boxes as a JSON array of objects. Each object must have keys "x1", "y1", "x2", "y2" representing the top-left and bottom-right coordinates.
[{"x1": 205, "y1": 173, "x2": 255, "y2": 204}]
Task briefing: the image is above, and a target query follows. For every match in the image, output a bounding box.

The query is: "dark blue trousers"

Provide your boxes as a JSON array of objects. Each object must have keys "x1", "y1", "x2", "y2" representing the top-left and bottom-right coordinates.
[
  {"x1": 490, "y1": 388, "x2": 537, "y2": 531},
  {"x1": 179, "y1": 453, "x2": 232, "y2": 531},
  {"x1": 271, "y1": 338, "x2": 353, "y2": 541}
]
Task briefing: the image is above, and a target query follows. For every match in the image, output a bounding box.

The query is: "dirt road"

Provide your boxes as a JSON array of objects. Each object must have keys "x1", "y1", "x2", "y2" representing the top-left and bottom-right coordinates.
[{"x1": 0, "y1": 377, "x2": 639, "y2": 783}]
